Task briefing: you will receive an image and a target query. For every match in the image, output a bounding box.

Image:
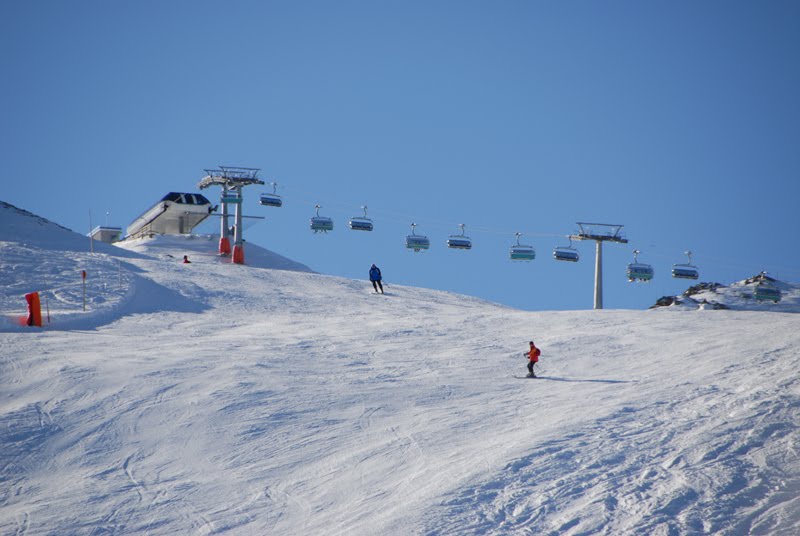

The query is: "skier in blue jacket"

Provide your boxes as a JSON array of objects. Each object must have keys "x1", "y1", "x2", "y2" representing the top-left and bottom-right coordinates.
[{"x1": 369, "y1": 264, "x2": 384, "y2": 294}]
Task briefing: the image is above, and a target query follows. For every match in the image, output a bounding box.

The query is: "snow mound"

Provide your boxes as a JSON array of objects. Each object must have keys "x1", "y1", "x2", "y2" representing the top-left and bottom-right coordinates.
[
  {"x1": 114, "y1": 233, "x2": 314, "y2": 273},
  {"x1": 652, "y1": 276, "x2": 800, "y2": 313}
]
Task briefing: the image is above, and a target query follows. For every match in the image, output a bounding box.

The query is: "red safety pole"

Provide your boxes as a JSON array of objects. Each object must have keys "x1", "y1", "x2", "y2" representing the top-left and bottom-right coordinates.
[{"x1": 43, "y1": 275, "x2": 51, "y2": 324}]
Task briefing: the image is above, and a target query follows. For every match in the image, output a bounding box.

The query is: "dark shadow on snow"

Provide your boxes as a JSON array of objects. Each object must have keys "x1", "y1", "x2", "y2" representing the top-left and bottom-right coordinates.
[{"x1": 537, "y1": 376, "x2": 635, "y2": 384}]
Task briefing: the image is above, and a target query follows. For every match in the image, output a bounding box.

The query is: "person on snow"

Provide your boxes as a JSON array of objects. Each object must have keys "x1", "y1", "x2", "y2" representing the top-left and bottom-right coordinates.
[
  {"x1": 183, "y1": 255, "x2": 191, "y2": 264},
  {"x1": 369, "y1": 264, "x2": 384, "y2": 294},
  {"x1": 526, "y1": 341, "x2": 541, "y2": 377}
]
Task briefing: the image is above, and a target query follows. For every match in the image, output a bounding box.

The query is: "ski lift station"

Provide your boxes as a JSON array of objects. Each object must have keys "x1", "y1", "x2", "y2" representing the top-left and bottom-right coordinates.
[
  {"x1": 126, "y1": 192, "x2": 214, "y2": 239},
  {"x1": 88, "y1": 225, "x2": 123, "y2": 244}
]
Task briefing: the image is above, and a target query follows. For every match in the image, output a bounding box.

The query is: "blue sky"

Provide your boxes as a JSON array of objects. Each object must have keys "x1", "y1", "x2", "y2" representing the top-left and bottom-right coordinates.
[{"x1": 2, "y1": 1, "x2": 799, "y2": 311}]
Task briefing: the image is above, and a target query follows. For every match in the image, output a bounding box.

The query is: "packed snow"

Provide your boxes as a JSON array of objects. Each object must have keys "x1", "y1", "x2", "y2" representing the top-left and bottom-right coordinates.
[{"x1": 2, "y1": 200, "x2": 799, "y2": 535}]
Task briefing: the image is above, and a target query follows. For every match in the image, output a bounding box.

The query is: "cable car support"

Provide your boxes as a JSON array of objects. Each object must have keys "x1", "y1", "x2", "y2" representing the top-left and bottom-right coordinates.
[
  {"x1": 570, "y1": 222, "x2": 628, "y2": 310},
  {"x1": 198, "y1": 166, "x2": 264, "y2": 264}
]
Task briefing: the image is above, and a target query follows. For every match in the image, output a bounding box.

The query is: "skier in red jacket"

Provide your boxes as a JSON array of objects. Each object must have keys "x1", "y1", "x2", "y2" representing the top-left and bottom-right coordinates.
[{"x1": 526, "y1": 341, "x2": 541, "y2": 378}]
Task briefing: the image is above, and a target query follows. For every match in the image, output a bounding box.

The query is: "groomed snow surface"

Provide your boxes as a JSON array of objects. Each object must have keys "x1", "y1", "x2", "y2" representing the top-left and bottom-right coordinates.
[{"x1": 2, "y1": 203, "x2": 799, "y2": 535}]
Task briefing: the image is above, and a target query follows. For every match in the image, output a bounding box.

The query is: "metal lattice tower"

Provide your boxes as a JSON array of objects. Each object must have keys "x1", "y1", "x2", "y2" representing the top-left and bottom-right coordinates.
[
  {"x1": 570, "y1": 222, "x2": 628, "y2": 310},
  {"x1": 198, "y1": 166, "x2": 264, "y2": 264}
]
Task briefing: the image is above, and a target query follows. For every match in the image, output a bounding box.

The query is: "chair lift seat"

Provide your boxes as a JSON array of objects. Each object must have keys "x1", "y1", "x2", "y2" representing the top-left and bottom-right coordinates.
[
  {"x1": 754, "y1": 284, "x2": 781, "y2": 302},
  {"x1": 671, "y1": 265, "x2": 699, "y2": 280},
  {"x1": 406, "y1": 235, "x2": 430, "y2": 251},
  {"x1": 553, "y1": 248, "x2": 579, "y2": 262},
  {"x1": 627, "y1": 263, "x2": 654, "y2": 282},
  {"x1": 349, "y1": 218, "x2": 373, "y2": 231},
  {"x1": 510, "y1": 232, "x2": 535, "y2": 261},
  {"x1": 510, "y1": 246, "x2": 536, "y2": 261},
  {"x1": 260, "y1": 193, "x2": 283, "y2": 207},
  {"x1": 310, "y1": 217, "x2": 334, "y2": 233},
  {"x1": 447, "y1": 237, "x2": 472, "y2": 249}
]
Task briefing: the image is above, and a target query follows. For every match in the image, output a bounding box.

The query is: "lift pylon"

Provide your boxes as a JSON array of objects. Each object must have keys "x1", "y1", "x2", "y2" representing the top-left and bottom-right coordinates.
[
  {"x1": 570, "y1": 222, "x2": 628, "y2": 310},
  {"x1": 198, "y1": 166, "x2": 264, "y2": 264}
]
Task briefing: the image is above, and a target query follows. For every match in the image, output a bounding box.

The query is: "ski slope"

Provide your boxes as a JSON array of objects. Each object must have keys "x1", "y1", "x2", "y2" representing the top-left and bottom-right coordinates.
[{"x1": 1, "y1": 201, "x2": 799, "y2": 535}]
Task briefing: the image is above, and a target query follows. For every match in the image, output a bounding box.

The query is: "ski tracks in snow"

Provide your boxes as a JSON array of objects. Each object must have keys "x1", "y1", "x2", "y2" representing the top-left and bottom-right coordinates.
[{"x1": 423, "y1": 375, "x2": 800, "y2": 535}]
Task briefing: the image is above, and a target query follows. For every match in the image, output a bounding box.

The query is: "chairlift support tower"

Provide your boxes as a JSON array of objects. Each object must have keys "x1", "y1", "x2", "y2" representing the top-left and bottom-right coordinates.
[
  {"x1": 570, "y1": 222, "x2": 628, "y2": 310},
  {"x1": 198, "y1": 166, "x2": 264, "y2": 264}
]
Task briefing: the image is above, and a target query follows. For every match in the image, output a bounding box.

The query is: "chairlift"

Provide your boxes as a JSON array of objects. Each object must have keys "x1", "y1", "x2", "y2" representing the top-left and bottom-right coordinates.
[
  {"x1": 754, "y1": 284, "x2": 781, "y2": 302},
  {"x1": 405, "y1": 223, "x2": 430, "y2": 252},
  {"x1": 671, "y1": 250, "x2": 699, "y2": 280},
  {"x1": 259, "y1": 182, "x2": 283, "y2": 207},
  {"x1": 310, "y1": 204, "x2": 334, "y2": 233},
  {"x1": 553, "y1": 236, "x2": 579, "y2": 262},
  {"x1": 754, "y1": 277, "x2": 781, "y2": 303},
  {"x1": 510, "y1": 232, "x2": 535, "y2": 261},
  {"x1": 627, "y1": 249, "x2": 654, "y2": 282},
  {"x1": 348, "y1": 205, "x2": 373, "y2": 231},
  {"x1": 446, "y1": 223, "x2": 472, "y2": 250}
]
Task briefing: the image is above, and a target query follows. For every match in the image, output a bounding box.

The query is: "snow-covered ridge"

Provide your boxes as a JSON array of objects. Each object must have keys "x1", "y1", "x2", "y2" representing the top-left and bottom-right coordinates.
[
  {"x1": 0, "y1": 201, "x2": 73, "y2": 233},
  {"x1": 0, "y1": 200, "x2": 136, "y2": 255},
  {"x1": 113, "y1": 233, "x2": 315, "y2": 274},
  {"x1": 652, "y1": 276, "x2": 800, "y2": 313},
  {"x1": 2, "y1": 201, "x2": 799, "y2": 535}
]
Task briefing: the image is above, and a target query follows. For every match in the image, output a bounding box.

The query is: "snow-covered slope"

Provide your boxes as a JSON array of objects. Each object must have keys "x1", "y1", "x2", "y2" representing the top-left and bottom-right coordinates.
[
  {"x1": 0, "y1": 201, "x2": 312, "y2": 329},
  {"x1": 2, "y1": 202, "x2": 799, "y2": 535}
]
